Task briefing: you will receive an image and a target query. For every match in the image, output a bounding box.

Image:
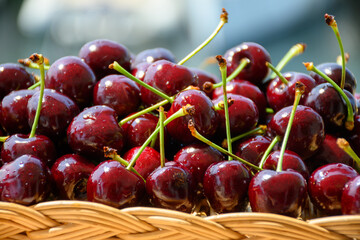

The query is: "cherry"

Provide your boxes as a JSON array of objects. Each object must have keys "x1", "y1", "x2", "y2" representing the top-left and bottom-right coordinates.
[
  {"x1": 263, "y1": 150, "x2": 309, "y2": 180},
  {"x1": 173, "y1": 143, "x2": 224, "y2": 189},
  {"x1": 146, "y1": 163, "x2": 194, "y2": 212},
  {"x1": 166, "y1": 89, "x2": 218, "y2": 144},
  {"x1": 141, "y1": 60, "x2": 198, "y2": 107},
  {"x1": 67, "y1": 105, "x2": 125, "y2": 160},
  {"x1": 45, "y1": 56, "x2": 96, "y2": 108},
  {"x1": 190, "y1": 68, "x2": 220, "y2": 98},
  {"x1": 79, "y1": 39, "x2": 131, "y2": 80},
  {"x1": 267, "y1": 105, "x2": 325, "y2": 160},
  {"x1": 266, "y1": 72, "x2": 316, "y2": 112},
  {"x1": 213, "y1": 93, "x2": 259, "y2": 137},
  {"x1": 131, "y1": 47, "x2": 176, "y2": 67},
  {"x1": 87, "y1": 160, "x2": 144, "y2": 208},
  {"x1": 0, "y1": 89, "x2": 35, "y2": 134},
  {"x1": 310, "y1": 63, "x2": 356, "y2": 94},
  {"x1": 0, "y1": 154, "x2": 51, "y2": 205},
  {"x1": 308, "y1": 163, "x2": 359, "y2": 215},
  {"x1": 93, "y1": 74, "x2": 141, "y2": 117},
  {"x1": 224, "y1": 42, "x2": 271, "y2": 85},
  {"x1": 248, "y1": 169, "x2": 307, "y2": 217},
  {"x1": 233, "y1": 135, "x2": 272, "y2": 166},
  {"x1": 131, "y1": 62, "x2": 151, "y2": 83},
  {"x1": 27, "y1": 89, "x2": 80, "y2": 140},
  {"x1": 347, "y1": 115, "x2": 360, "y2": 157},
  {"x1": 51, "y1": 154, "x2": 95, "y2": 200},
  {"x1": 0, "y1": 63, "x2": 34, "y2": 100},
  {"x1": 341, "y1": 175, "x2": 360, "y2": 215},
  {"x1": 1, "y1": 133, "x2": 57, "y2": 167},
  {"x1": 203, "y1": 160, "x2": 251, "y2": 213},
  {"x1": 123, "y1": 146, "x2": 163, "y2": 180}
]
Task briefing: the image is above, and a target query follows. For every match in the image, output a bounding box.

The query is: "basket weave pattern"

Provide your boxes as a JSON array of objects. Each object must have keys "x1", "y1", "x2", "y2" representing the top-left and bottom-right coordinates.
[{"x1": 0, "y1": 200, "x2": 359, "y2": 240}]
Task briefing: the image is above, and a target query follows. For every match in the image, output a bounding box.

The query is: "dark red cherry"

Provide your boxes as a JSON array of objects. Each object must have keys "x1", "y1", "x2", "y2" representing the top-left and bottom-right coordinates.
[
  {"x1": 123, "y1": 146, "x2": 163, "y2": 180},
  {"x1": 1, "y1": 133, "x2": 57, "y2": 167},
  {"x1": 248, "y1": 169, "x2": 307, "y2": 217},
  {"x1": 146, "y1": 163, "x2": 194, "y2": 212},
  {"x1": 263, "y1": 150, "x2": 309, "y2": 180},
  {"x1": 131, "y1": 62, "x2": 151, "y2": 83},
  {"x1": 213, "y1": 93, "x2": 259, "y2": 137},
  {"x1": 203, "y1": 160, "x2": 251, "y2": 213},
  {"x1": 306, "y1": 134, "x2": 353, "y2": 173},
  {"x1": 212, "y1": 80, "x2": 267, "y2": 119},
  {"x1": 87, "y1": 160, "x2": 144, "y2": 208},
  {"x1": 51, "y1": 154, "x2": 95, "y2": 200},
  {"x1": 341, "y1": 175, "x2": 360, "y2": 215},
  {"x1": 308, "y1": 163, "x2": 359, "y2": 215},
  {"x1": 141, "y1": 60, "x2": 198, "y2": 107},
  {"x1": 0, "y1": 63, "x2": 34, "y2": 100},
  {"x1": 166, "y1": 89, "x2": 218, "y2": 144},
  {"x1": 304, "y1": 83, "x2": 357, "y2": 132},
  {"x1": 67, "y1": 105, "x2": 124, "y2": 160},
  {"x1": 345, "y1": 115, "x2": 360, "y2": 157},
  {"x1": 0, "y1": 154, "x2": 51, "y2": 205},
  {"x1": 79, "y1": 39, "x2": 131, "y2": 80},
  {"x1": 27, "y1": 89, "x2": 80, "y2": 140},
  {"x1": 0, "y1": 89, "x2": 35, "y2": 134},
  {"x1": 173, "y1": 143, "x2": 224, "y2": 189},
  {"x1": 310, "y1": 62, "x2": 356, "y2": 94},
  {"x1": 266, "y1": 72, "x2": 316, "y2": 112},
  {"x1": 45, "y1": 56, "x2": 96, "y2": 108},
  {"x1": 190, "y1": 68, "x2": 220, "y2": 98},
  {"x1": 267, "y1": 105, "x2": 325, "y2": 160},
  {"x1": 234, "y1": 135, "x2": 272, "y2": 166},
  {"x1": 132, "y1": 47, "x2": 176, "y2": 67},
  {"x1": 93, "y1": 74, "x2": 140, "y2": 117},
  {"x1": 224, "y1": 42, "x2": 271, "y2": 85}
]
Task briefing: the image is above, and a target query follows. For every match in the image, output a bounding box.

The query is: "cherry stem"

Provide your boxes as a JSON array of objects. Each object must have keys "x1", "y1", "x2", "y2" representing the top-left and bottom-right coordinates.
[
  {"x1": 0, "y1": 136, "x2": 9, "y2": 142},
  {"x1": 103, "y1": 147, "x2": 145, "y2": 182},
  {"x1": 177, "y1": 8, "x2": 228, "y2": 66},
  {"x1": 304, "y1": 62, "x2": 354, "y2": 130},
  {"x1": 266, "y1": 108, "x2": 274, "y2": 114},
  {"x1": 159, "y1": 106, "x2": 165, "y2": 168},
  {"x1": 269, "y1": 43, "x2": 306, "y2": 80},
  {"x1": 18, "y1": 58, "x2": 50, "y2": 70},
  {"x1": 325, "y1": 14, "x2": 345, "y2": 89},
  {"x1": 150, "y1": 119, "x2": 161, "y2": 149},
  {"x1": 110, "y1": 61, "x2": 173, "y2": 103},
  {"x1": 217, "y1": 55, "x2": 232, "y2": 160},
  {"x1": 266, "y1": 62, "x2": 288, "y2": 85},
  {"x1": 336, "y1": 138, "x2": 360, "y2": 172},
  {"x1": 258, "y1": 135, "x2": 281, "y2": 169},
  {"x1": 276, "y1": 82, "x2": 305, "y2": 172},
  {"x1": 126, "y1": 105, "x2": 194, "y2": 170},
  {"x1": 336, "y1": 52, "x2": 349, "y2": 65},
  {"x1": 119, "y1": 99, "x2": 169, "y2": 126},
  {"x1": 28, "y1": 81, "x2": 41, "y2": 90},
  {"x1": 230, "y1": 125, "x2": 267, "y2": 144},
  {"x1": 188, "y1": 120, "x2": 262, "y2": 171},
  {"x1": 29, "y1": 54, "x2": 45, "y2": 139}
]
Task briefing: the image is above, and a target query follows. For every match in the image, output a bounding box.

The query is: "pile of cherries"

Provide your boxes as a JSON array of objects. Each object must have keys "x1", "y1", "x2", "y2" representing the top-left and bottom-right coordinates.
[{"x1": 0, "y1": 10, "x2": 359, "y2": 220}]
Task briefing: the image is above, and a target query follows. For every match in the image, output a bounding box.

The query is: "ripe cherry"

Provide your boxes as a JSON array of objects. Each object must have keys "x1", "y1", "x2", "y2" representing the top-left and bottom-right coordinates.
[
  {"x1": 341, "y1": 175, "x2": 360, "y2": 215},
  {"x1": 132, "y1": 47, "x2": 176, "y2": 67}
]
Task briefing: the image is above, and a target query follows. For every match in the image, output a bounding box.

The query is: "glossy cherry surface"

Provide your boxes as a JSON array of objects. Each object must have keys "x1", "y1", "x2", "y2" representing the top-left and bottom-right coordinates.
[
  {"x1": 234, "y1": 135, "x2": 272, "y2": 166},
  {"x1": 248, "y1": 169, "x2": 307, "y2": 217},
  {"x1": 0, "y1": 154, "x2": 51, "y2": 205},
  {"x1": 132, "y1": 47, "x2": 176, "y2": 67},
  {"x1": 190, "y1": 68, "x2": 219, "y2": 98},
  {"x1": 87, "y1": 160, "x2": 144, "y2": 208},
  {"x1": 131, "y1": 62, "x2": 151, "y2": 83},
  {"x1": 341, "y1": 175, "x2": 360, "y2": 215},
  {"x1": 79, "y1": 39, "x2": 131, "y2": 80},
  {"x1": 308, "y1": 163, "x2": 359, "y2": 215},
  {"x1": 93, "y1": 74, "x2": 140, "y2": 117}
]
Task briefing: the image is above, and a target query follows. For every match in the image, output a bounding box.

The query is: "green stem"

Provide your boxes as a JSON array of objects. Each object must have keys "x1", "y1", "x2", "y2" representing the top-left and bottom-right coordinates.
[
  {"x1": 258, "y1": 135, "x2": 280, "y2": 169},
  {"x1": 110, "y1": 61, "x2": 173, "y2": 103},
  {"x1": 18, "y1": 58, "x2": 50, "y2": 70},
  {"x1": 159, "y1": 107, "x2": 165, "y2": 168},
  {"x1": 267, "y1": 62, "x2": 288, "y2": 85},
  {"x1": 119, "y1": 99, "x2": 169, "y2": 126},
  {"x1": 29, "y1": 54, "x2": 45, "y2": 138},
  {"x1": 28, "y1": 81, "x2": 41, "y2": 90},
  {"x1": 276, "y1": 83, "x2": 304, "y2": 172},
  {"x1": 150, "y1": 120, "x2": 161, "y2": 149},
  {"x1": 177, "y1": 9, "x2": 228, "y2": 65},
  {"x1": 0, "y1": 136, "x2": 9, "y2": 142},
  {"x1": 336, "y1": 138, "x2": 360, "y2": 172},
  {"x1": 304, "y1": 62, "x2": 354, "y2": 130},
  {"x1": 188, "y1": 120, "x2": 262, "y2": 171},
  {"x1": 269, "y1": 43, "x2": 306, "y2": 80},
  {"x1": 231, "y1": 125, "x2": 267, "y2": 143},
  {"x1": 126, "y1": 105, "x2": 193, "y2": 170},
  {"x1": 266, "y1": 108, "x2": 274, "y2": 114}
]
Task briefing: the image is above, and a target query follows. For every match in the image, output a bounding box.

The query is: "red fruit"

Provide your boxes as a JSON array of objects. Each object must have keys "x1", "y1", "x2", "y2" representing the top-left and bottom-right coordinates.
[{"x1": 341, "y1": 175, "x2": 360, "y2": 215}]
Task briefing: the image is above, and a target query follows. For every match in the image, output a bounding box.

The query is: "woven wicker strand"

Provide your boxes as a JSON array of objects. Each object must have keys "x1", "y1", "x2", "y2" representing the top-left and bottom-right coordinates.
[{"x1": 0, "y1": 201, "x2": 358, "y2": 240}]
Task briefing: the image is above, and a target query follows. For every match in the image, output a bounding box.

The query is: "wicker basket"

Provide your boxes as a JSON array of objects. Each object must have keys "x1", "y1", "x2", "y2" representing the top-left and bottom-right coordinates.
[{"x1": 0, "y1": 200, "x2": 358, "y2": 240}]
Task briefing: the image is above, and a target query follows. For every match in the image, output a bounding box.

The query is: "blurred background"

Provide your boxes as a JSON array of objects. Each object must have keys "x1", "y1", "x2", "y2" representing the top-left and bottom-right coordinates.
[{"x1": 1, "y1": 0, "x2": 360, "y2": 90}]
